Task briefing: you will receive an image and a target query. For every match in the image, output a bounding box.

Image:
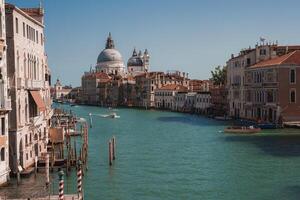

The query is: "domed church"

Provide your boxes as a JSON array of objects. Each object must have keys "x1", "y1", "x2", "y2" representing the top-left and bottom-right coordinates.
[
  {"x1": 95, "y1": 33, "x2": 126, "y2": 76},
  {"x1": 127, "y1": 48, "x2": 150, "y2": 76}
]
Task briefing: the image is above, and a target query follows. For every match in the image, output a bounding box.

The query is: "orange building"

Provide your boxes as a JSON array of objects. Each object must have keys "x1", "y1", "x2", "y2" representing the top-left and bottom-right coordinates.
[{"x1": 244, "y1": 50, "x2": 300, "y2": 123}]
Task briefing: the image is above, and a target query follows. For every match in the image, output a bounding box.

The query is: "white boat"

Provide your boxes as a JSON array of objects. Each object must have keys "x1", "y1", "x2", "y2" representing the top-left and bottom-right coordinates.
[{"x1": 224, "y1": 126, "x2": 261, "y2": 134}]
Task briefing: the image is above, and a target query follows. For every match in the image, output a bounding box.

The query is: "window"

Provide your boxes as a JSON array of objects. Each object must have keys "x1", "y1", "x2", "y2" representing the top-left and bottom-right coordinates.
[
  {"x1": 15, "y1": 17, "x2": 18, "y2": 33},
  {"x1": 247, "y1": 58, "x2": 251, "y2": 66},
  {"x1": 26, "y1": 25, "x2": 29, "y2": 39},
  {"x1": 23, "y1": 22, "x2": 25, "y2": 37},
  {"x1": 290, "y1": 69, "x2": 296, "y2": 84},
  {"x1": 1, "y1": 118, "x2": 4, "y2": 135},
  {"x1": 290, "y1": 89, "x2": 296, "y2": 103},
  {"x1": 0, "y1": 11, "x2": 2, "y2": 38},
  {"x1": 260, "y1": 49, "x2": 266, "y2": 55},
  {"x1": 0, "y1": 148, "x2": 4, "y2": 161},
  {"x1": 41, "y1": 33, "x2": 43, "y2": 45}
]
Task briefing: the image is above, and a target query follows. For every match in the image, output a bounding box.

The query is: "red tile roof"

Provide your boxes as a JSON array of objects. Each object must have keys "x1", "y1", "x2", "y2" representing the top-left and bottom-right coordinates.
[
  {"x1": 157, "y1": 84, "x2": 188, "y2": 92},
  {"x1": 249, "y1": 50, "x2": 300, "y2": 69},
  {"x1": 83, "y1": 72, "x2": 111, "y2": 80}
]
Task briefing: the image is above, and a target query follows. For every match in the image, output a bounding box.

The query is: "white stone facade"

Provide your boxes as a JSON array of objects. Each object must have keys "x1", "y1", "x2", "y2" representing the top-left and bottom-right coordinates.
[
  {"x1": 5, "y1": 4, "x2": 52, "y2": 174},
  {"x1": 0, "y1": 0, "x2": 11, "y2": 185},
  {"x1": 195, "y1": 92, "x2": 211, "y2": 114}
]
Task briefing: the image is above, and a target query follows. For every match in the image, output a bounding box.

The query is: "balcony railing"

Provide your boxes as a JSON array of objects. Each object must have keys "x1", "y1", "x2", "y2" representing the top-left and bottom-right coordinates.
[{"x1": 25, "y1": 79, "x2": 45, "y2": 89}]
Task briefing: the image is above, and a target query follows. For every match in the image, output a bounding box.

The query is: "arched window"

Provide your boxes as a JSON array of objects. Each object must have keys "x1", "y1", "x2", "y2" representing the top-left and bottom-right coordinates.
[
  {"x1": 290, "y1": 89, "x2": 296, "y2": 103},
  {"x1": 290, "y1": 69, "x2": 296, "y2": 84},
  {"x1": 1, "y1": 148, "x2": 5, "y2": 161}
]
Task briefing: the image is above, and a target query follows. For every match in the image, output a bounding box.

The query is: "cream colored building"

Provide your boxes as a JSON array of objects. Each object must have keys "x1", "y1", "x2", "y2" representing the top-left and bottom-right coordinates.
[
  {"x1": 53, "y1": 79, "x2": 71, "y2": 100},
  {"x1": 195, "y1": 92, "x2": 211, "y2": 114},
  {"x1": 5, "y1": 4, "x2": 52, "y2": 176},
  {"x1": 154, "y1": 84, "x2": 188, "y2": 110},
  {"x1": 0, "y1": 0, "x2": 11, "y2": 185}
]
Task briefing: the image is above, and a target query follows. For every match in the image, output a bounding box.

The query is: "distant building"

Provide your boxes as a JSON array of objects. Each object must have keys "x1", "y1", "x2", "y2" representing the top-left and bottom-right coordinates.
[
  {"x1": 68, "y1": 87, "x2": 82, "y2": 103},
  {"x1": 5, "y1": 3, "x2": 52, "y2": 175},
  {"x1": 0, "y1": 0, "x2": 11, "y2": 185},
  {"x1": 189, "y1": 79, "x2": 211, "y2": 92},
  {"x1": 135, "y1": 71, "x2": 189, "y2": 108},
  {"x1": 53, "y1": 79, "x2": 72, "y2": 100},
  {"x1": 210, "y1": 85, "x2": 228, "y2": 116},
  {"x1": 194, "y1": 92, "x2": 211, "y2": 114},
  {"x1": 154, "y1": 84, "x2": 188, "y2": 110},
  {"x1": 81, "y1": 72, "x2": 111, "y2": 105},
  {"x1": 127, "y1": 48, "x2": 149, "y2": 76}
]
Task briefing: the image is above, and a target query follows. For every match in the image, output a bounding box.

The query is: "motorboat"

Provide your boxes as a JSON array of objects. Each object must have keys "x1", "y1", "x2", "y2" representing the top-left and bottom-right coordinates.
[
  {"x1": 108, "y1": 112, "x2": 117, "y2": 118},
  {"x1": 224, "y1": 126, "x2": 261, "y2": 134}
]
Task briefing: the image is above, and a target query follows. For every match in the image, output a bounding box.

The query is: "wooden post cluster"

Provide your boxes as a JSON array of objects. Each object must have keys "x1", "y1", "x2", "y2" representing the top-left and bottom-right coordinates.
[{"x1": 108, "y1": 136, "x2": 116, "y2": 166}]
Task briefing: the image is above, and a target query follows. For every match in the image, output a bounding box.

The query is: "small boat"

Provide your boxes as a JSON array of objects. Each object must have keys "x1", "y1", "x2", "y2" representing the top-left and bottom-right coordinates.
[
  {"x1": 107, "y1": 112, "x2": 116, "y2": 118},
  {"x1": 257, "y1": 123, "x2": 277, "y2": 129},
  {"x1": 224, "y1": 126, "x2": 261, "y2": 134}
]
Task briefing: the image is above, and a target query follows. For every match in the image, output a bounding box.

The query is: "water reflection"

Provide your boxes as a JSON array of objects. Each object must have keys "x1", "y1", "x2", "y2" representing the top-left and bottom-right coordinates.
[
  {"x1": 157, "y1": 116, "x2": 228, "y2": 126},
  {"x1": 224, "y1": 134, "x2": 300, "y2": 157}
]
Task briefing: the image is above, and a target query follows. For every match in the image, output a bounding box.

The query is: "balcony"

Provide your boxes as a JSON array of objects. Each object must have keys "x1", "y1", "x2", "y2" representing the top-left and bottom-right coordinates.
[
  {"x1": 25, "y1": 79, "x2": 44, "y2": 89},
  {"x1": 30, "y1": 114, "x2": 45, "y2": 126},
  {"x1": 0, "y1": 98, "x2": 11, "y2": 112}
]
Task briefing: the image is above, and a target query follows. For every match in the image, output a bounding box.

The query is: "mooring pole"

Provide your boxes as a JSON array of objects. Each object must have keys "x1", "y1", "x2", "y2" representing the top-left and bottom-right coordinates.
[
  {"x1": 58, "y1": 170, "x2": 64, "y2": 200},
  {"x1": 77, "y1": 161, "x2": 83, "y2": 200},
  {"x1": 45, "y1": 153, "x2": 50, "y2": 186},
  {"x1": 89, "y1": 113, "x2": 92, "y2": 128},
  {"x1": 109, "y1": 140, "x2": 112, "y2": 166},
  {"x1": 34, "y1": 156, "x2": 38, "y2": 177},
  {"x1": 112, "y1": 136, "x2": 116, "y2": 160}
]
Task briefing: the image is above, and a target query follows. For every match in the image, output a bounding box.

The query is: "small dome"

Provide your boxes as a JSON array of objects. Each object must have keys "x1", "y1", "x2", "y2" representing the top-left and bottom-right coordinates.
[
  {"x1": 127, "y1": 56, "x2": 143, "y2": 67},
  {"x1": 97, "y1": 49, "x2": 123, "y2": 63}
]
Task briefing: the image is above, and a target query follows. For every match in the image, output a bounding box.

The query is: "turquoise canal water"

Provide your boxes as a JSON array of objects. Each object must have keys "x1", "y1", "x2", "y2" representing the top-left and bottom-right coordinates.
[{"x1": 2, "y1": 104, "x2": 300, "y2": 199}]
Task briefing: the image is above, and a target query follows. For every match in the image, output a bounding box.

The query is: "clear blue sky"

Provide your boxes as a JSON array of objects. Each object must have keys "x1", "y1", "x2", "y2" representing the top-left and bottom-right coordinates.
[{"x1": 7, "y1": 0, "x2": 300, "y2": 86}]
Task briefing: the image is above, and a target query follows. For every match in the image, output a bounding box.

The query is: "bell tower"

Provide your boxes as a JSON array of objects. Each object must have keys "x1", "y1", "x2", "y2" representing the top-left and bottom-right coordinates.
[{"x1": 143, "y1": 49, "x2": 150, "y2": 72}]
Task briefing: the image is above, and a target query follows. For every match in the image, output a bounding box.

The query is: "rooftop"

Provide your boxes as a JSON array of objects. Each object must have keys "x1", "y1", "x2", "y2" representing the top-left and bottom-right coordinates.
[{"x1": 249, "y1": 50, "x2": 300, "y2": 69}]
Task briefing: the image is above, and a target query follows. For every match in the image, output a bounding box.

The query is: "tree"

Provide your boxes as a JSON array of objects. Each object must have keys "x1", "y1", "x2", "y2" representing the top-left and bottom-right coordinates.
[{"x1": 210, "y1": 66, "x2": 226, "y2": 86}]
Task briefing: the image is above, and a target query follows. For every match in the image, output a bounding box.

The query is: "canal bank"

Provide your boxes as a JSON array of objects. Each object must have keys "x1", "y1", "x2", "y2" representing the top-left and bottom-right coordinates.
[{"x1": 2, "y1": 104, "x2": 300, "y2": 199}]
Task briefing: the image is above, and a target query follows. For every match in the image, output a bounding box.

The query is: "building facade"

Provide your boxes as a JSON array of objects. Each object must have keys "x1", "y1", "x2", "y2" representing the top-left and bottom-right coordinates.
[
  {"x1": 6, "y1": 4, "x2": 52, "y2": 175},
  {"x1": 194, "y1": 92, "x2": 211, "y2": 114},
  {"x1": 154, "y1": 84, "x2": 188, "y2": 110},
  {"x1": 244, "y1": 50, "x2": 300, "y2": 123},
  {"x1": 226, "y1": 43, "x2": 300, "y2": 119},
  {"x1": 0, "y1": 0, "x2": 11, "y2": 185}
]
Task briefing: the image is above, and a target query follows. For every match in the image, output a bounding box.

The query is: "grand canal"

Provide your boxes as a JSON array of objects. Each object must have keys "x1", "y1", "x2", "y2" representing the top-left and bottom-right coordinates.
[
  {"x1": 2, "y1": 104, "x2": 300, "y2": 199},
  {"x1": 58, "y1": 104, "x2": 300, "y2": 200}
]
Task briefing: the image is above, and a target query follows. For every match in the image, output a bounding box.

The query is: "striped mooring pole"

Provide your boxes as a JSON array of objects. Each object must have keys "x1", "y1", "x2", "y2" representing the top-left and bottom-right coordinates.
[
  {"x1": 58, "y1": 170, "x2": 64, "y2": 200},
  {"x1": 77, "y1": 161, "x2": 83, "y2": 200}
]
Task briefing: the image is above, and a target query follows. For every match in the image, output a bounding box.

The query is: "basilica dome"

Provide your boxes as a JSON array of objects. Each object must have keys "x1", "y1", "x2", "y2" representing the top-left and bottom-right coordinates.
[
  {"x1": 95, "y1": 33, "x2": 126, "y2": 76},
  {"x1": 127, "y1": 48, "x2": 144, "y2": 67},
  {"x1": 97, "y1": 49, "x2": 123, "y2": 63},
  {"x1": 127, "y1": 56, "x2": 143, "y2": 67}
]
